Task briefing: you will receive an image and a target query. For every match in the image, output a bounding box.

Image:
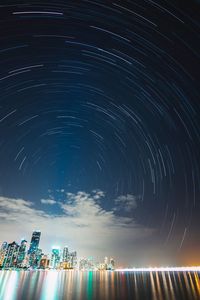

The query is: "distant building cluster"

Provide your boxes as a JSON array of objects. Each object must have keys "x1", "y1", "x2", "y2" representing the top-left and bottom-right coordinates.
[
  {"x1": 0, "y1": 231, "x2": 115, "y2": 271},
  {"x1": 79, "y1": 256, "x2": 115, "y2": 271}
]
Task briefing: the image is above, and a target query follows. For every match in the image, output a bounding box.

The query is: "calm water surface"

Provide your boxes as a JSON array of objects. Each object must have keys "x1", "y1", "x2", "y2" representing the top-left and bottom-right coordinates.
[{"x1": 0, "y1": 270, "x2": 200, "y2": 300}]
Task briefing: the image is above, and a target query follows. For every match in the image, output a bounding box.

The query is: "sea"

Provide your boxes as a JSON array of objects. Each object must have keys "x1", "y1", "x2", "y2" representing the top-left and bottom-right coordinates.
[{"x1": 0, "y1": 270, "x2": 199, "y2": 300}]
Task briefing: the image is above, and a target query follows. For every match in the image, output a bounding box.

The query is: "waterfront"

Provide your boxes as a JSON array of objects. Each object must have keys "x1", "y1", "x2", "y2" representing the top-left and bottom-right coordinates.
[{"x1": 0, "y1": 270, "x2": 200, "y2": 300}]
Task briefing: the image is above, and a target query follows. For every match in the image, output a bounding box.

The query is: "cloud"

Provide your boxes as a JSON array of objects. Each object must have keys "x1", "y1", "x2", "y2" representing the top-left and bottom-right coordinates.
[
  {"x1": 61, "y1": 192, "x2": 115, "y2": 225},
  {"x1": 114, "y1": 194, "x2": 138, "y2": 212},
  {"x1": 0, "y1": 192, "x2": 153, "y2": 264},
  {"x1": 41, "y1": 199, "x2": 57, "y2": 205},
  {"x1": 91, "y1": 189, "x2": 105, "y2": 200}
]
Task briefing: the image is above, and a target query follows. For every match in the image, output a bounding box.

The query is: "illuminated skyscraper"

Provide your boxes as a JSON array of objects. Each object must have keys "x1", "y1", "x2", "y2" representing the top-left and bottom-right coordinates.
[
  {"x1": 104, "y1": 256, "x2": 108, "y2": 269},
  {"x1": 109, "y1": 258, "x2": 115, "y2": 270},
  {"x1": 62, "y1": 246, "x2": 71, "y2": 269},
  {"x1": 69, "y1": 251, "x2": 77, "y2": 269},
  {"x1": 63, "y1": 246, "x2": 69, "y2": 262},
  {"x1": 28, "y1": 231, "x2": 41, "y2": 267},
  {"x1": 79, "y1": 258, "x2": 89, "y2": 270},
  {"x1": 0, "y1": 242, "x2": 7, "y2": 267},
  {"x1": 79, "y1": 257, "x2": 95, "y2": 270},
  {"x1": 40, "y1": 255, "x2": 50, "y2": 269},
  {"x1": 62, "y1": 247, "x2": 77, "y2": 269},
  {"x1": 35, "y1": 248, "x2": 43, "y2": 267},
  {"x1": 50, "y1": 247, "x2": 60, "y2": 269},
  {"x1": 3, "y1": 241, "x2": 19, "y2": 268},
  {"x1": 17, "y1": 239, "x2": 27, "y2": 268},
  {"x1": 28, "y1": 231, "x2": 41, "y2": 254},
  {"x1": 0, "y1": 242, "x2": 7, "y2": 251}
]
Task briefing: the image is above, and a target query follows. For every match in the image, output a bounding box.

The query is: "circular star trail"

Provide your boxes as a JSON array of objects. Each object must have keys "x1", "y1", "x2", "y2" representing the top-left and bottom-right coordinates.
[{"x1": 0, "y1": 0, "x2": 200, "y2": 259}]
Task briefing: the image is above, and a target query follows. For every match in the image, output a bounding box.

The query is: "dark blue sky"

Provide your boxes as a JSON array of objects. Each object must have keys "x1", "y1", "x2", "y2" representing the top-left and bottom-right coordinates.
[{"x1": 0, "y1": 0, "x2": 200, "y2": 266}]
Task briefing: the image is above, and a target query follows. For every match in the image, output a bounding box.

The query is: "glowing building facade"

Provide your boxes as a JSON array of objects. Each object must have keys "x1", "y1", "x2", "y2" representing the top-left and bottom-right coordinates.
[
  {"x1": 3, "y1": 241, "x2": 19, "y2": 268},
  {"x1": 17, "y1": 239, "x2": 27, "y2": 268},
  {"x1": 28, "y1": 231, "x2": 41, "y2": 267},
  {"x1": 0, "y1": 230, "x2": 115, "y2": 270},
  {"x1": 50, "y1": 247, "x2": 60, "y2": 269},
  {"x1": 0, "y1": 242, "x2": 7, "y2": 267}
]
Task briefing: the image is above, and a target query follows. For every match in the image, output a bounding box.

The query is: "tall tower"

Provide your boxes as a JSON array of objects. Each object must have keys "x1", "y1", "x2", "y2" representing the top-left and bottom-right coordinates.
[
  {"x1": 28, "y1": 231, "x2": 41, "y2": 267},
  {"x1": 17, "y1": 239, "x2": 27, "y2": 267},
  {"x1": 28, "y1": 231, "x2": 41, "y2": 254},
  {"x1": 104, "y1": 256, "x2": 108, "y2": 270},
  {"x1": 50, "y1": 247, "x2": 60, "y2": 269},
  {"x1": 70, "y1": 251, "x2": 77, "y2": 269},
  {"x1": 63, "y1": 246, "x2": 69, "y2": 262},
  {"x1": 110, "y1": 258, "x2": 115, "y2": 270},
  {"x1": 0, "y1": 242, "x2": 7, "y2": 267},
  {"x1": 3, "y1": 241, "x2": 19, "y2": 268}
]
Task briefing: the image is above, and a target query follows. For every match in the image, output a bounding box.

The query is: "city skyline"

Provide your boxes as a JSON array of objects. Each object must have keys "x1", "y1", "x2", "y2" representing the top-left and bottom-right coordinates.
[{"x1": 0, "y1": 230, "x2": 115, "y2": 270}]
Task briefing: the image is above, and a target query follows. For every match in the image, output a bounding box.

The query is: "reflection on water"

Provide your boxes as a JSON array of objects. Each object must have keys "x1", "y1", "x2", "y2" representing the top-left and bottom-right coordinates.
[{"x1": 0, "y1": 270, "x2": 200, "y2": 300}]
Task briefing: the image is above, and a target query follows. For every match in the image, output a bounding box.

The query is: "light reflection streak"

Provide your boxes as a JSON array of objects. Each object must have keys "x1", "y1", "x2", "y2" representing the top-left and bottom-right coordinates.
[
  {"x1": 77, "y1": 271, "x2": 83, "y2": 300},
  {"x1": 167, "y1": 271, "x2": 176, "y2": 300},
  {"x1": 0, "y1": 271, "x2": 10, "y2": 299},
  {"x1": 194, "y1": 272, "x2": 200, "y2": 297},
  {"x1": 155, "y1": 271, "x2": 162, "y2": 297},
  {"x1": 111, "y1": 271, "x2": 117, "y2": 299},
  {"x1": 64, "y1": 270, "x2": 73, "y2": 300},
  {"x1": 161, "y1": 271, "x2": 168, "y2": 298},
  {"x1": 188, "y1": 272, "x2": 197, "y2": 298},
  {"x1": 41, "y1": 270, "x2": 59, "y2": 300},
  {"x1": 177, "y1": 271, "x2": 186, "y2": 298},
  {"x1": 87, "y1": 271, "x2": 93, "y2": 300},
  {"x1": 150, "y1": 272, "x2": 156, "y2": 298},
  {"x1": 2, "y1": 271, "x2": 19, "y2": 300}
]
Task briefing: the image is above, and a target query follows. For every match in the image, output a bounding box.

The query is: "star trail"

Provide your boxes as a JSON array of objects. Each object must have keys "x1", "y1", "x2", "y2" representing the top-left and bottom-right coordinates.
[{"x1": 0, "y1": 0, "x2": 199, "y2": 265}]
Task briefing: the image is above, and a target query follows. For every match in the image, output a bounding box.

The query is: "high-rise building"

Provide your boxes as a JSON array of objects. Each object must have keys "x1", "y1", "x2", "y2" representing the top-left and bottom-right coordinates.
[
  {"x1": 62, "y1": 246, "x2": 70, "y2": 269},
  {"x1": 28, "y1": 231, "x2": 41, "y2": 267},
  {"x1": 28, "y1": 231, "x2": 41, "y2": 254},
  {"x1": 98, "y1": 263, "x2": 106, "y2": 270},
  {"x1": 3, "y1": 242, "x2": 19, "y2": 268},
  {"x1": 63, "y1": 246, "x2": 69, "y2": 262},
  {"x1": 0, "y1": 242, "x2": 7, "y2": 251},
  {"x1": 79, "y1": 258, "x2": 88, "y2": 270},
  {"x1": 69, "y1": 251, "x2": 77, "y2": 269},
  {"x1": 21, "y1": 254, "x2": 30, "y2": 268},
  {"x1": 50, "y1": 247, "x2": 60, "y2": 269},
  {"x1": 39, "y1": 255, "x2": 50, "y2": 269},
  {"x1": 104, "y1": 256, "x2": 108, "y2": 269},
  {"x1": 79, "y1": 257, "x2": 94, "y2": 270},
  {"x1": 17, "y1": 239, "x2": 27, "y2": 268},
  {"x1": 0, "y1": 242, "x2": 7, "y2": 267},
  {"x1": 35, "y1": 248, "x2": 43, "y2": 267},
  {"x1": 109, "y1": 258, "x2": 115, "y2": 270}
]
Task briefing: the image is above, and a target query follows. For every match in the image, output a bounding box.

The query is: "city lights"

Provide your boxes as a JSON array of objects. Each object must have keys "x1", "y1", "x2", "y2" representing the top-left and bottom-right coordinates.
[{"x1": 0, "y1": 230, "x2": 115, "y2": 271}]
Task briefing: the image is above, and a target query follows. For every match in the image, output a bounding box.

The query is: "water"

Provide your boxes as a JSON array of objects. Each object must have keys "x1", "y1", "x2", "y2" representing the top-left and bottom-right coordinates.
[{"x1": 0, "y1": 270, "x2": 200, "y2": 300}]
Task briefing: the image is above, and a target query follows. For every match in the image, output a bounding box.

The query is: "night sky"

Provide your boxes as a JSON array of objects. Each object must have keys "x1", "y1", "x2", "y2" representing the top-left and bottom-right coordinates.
[{"x1": 0, "y1": 0, "x2": 200, "y2": 267}]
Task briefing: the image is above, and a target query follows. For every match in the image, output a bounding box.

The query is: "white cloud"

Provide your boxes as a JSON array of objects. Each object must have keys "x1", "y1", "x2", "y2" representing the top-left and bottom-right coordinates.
[
  {"x1": 41, "y1": 199, "x2": 57, "y2": 205},
  {"x1": 91, "y1": 189, "x2": 105, "y2": 200},
  {"x1": 0, "y1": 192, "x2": 153, "y2": 264},
  {"x1": 114, "y1": 194, "x2": 138, "y2": 212}
]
